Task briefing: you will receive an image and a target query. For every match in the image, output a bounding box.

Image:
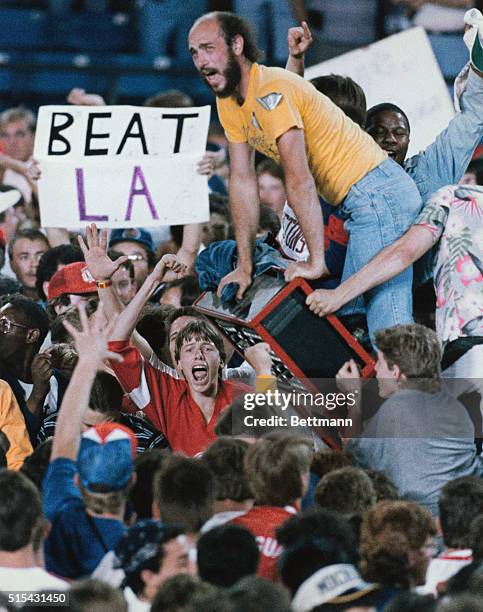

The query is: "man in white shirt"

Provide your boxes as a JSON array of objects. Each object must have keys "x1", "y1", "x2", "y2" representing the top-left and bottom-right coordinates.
[{"x1": 0, "y1": 470, "x2": 67, "y2": 594}]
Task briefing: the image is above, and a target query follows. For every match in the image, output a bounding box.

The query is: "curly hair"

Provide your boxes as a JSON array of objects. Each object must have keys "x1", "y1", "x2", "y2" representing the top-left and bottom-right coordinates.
[{"x1": 359, "y1": 501, "x2": 436, "y2": 589}]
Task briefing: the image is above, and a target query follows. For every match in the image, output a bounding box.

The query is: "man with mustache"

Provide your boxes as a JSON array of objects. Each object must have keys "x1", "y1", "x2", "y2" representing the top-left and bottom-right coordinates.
[{"x1": 188, "y1": 11, "x2": 422, "y2": 340}]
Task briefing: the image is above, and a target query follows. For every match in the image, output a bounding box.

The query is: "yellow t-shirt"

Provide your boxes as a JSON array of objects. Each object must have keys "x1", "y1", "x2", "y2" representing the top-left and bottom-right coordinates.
[{"x1": 217, "y1": 63, "x2": 387, "y2": 206}]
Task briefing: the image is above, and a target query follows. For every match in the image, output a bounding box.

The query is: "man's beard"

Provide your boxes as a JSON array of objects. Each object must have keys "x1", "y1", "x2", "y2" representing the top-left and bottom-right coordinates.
[{"x1": 202, "y1": 49, "x2": 241, "y2": 98}]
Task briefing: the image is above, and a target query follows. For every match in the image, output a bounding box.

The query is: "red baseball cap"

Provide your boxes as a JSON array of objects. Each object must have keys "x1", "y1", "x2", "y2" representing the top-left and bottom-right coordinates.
[{"x1": 48, "y1": 262, "x2": 97, "y2": 300}]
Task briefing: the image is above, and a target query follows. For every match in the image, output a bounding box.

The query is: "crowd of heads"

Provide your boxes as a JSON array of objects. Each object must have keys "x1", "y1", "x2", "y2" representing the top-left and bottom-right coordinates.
[{"x1": 0, "y1": 6, "x2": 481, "y2": 612}]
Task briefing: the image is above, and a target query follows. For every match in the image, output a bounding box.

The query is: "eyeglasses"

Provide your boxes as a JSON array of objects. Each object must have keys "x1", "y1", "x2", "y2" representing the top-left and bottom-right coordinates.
[
  {"x1": 0, "y1": 316, "x2": 29, "y2": 334},
  {"x1": 126, "y1": 254, "x2": 147, "y2": 262}
]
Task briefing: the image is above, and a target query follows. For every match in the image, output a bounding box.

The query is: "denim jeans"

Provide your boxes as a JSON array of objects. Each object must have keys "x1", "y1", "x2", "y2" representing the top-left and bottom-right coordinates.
[{"x1": 339, "y1": 158, "x2": 422, "y2": 340}]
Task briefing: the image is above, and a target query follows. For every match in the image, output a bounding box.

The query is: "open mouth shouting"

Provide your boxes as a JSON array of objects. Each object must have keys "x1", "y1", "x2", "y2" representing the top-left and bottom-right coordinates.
[
  {"x1": 202, "y1": 68, "x2": 221, "y2": 87},
  {"x1": 192, "y1": 363, "x2": 209, "y2": 384}
]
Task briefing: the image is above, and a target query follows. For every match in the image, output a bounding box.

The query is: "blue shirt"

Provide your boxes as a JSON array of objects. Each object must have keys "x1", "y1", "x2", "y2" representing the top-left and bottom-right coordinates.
[{"x1": 43, "y1": 458, "x2": 126, "y2": 579}]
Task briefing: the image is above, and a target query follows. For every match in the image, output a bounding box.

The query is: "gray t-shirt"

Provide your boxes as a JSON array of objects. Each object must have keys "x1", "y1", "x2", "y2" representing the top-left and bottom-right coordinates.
[{"x1": 347, "y1": 389, "x2": 482, "y2": 516}]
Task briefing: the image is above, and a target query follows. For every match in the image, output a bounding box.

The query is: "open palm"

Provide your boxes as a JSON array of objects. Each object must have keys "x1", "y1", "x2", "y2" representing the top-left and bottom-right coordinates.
[{"x1": 78, "y1": 223, "x2": 127, "y2": 281}]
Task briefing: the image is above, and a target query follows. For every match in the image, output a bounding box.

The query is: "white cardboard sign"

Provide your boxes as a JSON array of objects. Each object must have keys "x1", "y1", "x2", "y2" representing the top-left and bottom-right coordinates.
[
  {"x1": 305, "y1": 27, "x2": 456, "y2": 157},
  {"x1": 34, "y1": 105, "x2": 211, "y2": 228}
]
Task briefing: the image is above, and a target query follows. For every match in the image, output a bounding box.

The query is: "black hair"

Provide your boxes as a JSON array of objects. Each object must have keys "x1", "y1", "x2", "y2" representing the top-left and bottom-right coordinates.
[
  {"x1": 129, "y1": 449, "x2": 170, "y2": 520},
  {"x1": 0, "y1": 274, "x2": 21, "y2": 297},
  {"x1": 197, "y1": 524, "x2": 259, "y2": 587},
  {"x1": 439, "y1": 476, "x2": 483, "y2": 549},
  {"x1": 276, "y1": 508, "x2": 359, "y2": 595},
  {"x1": 1, "y1": 293, "x2": 49, "y2": 346},
  {"x1": 20, "y1": 439, "x2": 52, "y2": 492},
  {"x1": 311, "y1": 74, "x2": 367, "y2": 127},
  {"x1": 0, "y1": 469, "x2": 43, "y2": 552},
  {"x1": 35, "y1": 244, "x2": 84, "y2": 301},
  {"x1": 136, "y1": 304, "x2": 174, "y2": 361},
  {"x1": 153, "y1": 455, "x2": 215, "y2": 533},
  {"x1": 366, "y1": 103, "x2": 410, "y2": 133},
  {"x1": 211, "y1": 11, "x2": 263, "y2": 63},
  {"x1": 88, "y1": 372, "x2": 123, "y2": 417}
]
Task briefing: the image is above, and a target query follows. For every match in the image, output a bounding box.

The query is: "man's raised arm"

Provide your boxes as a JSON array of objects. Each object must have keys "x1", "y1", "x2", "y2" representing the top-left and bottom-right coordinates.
[
  {"x1": 306, "y1": 224, "x2": 435, "y2": 317},
  {"x1": 217, "y1": 141, "x2": 259, "y2": 299},
  {"x1": 278, "y1": 128, "x2": 328, "y2": 282},
  {"x1": 285, "y1": 22, "x2": 313, "y2": 77}
]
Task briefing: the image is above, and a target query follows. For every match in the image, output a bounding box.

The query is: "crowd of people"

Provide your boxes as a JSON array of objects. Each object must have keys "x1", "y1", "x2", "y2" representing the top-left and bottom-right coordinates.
[{"x1": 0, "y1": 6, "x2": 482, "y2": 612}]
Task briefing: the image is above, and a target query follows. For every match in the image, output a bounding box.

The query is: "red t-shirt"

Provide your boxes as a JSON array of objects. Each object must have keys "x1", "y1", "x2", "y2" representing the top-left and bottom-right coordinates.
[
  {"x1": 108, "y1": 340, "x2": 247, "y2": 457},
  {"x1": 230, "y1": 505, "x2": 297, "y2": 581}
]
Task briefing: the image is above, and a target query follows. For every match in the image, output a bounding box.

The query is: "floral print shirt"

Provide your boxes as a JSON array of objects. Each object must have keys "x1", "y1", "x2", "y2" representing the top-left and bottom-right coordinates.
[{"x1": 414, "y1": 185, "x2": 483, "y2": 347}]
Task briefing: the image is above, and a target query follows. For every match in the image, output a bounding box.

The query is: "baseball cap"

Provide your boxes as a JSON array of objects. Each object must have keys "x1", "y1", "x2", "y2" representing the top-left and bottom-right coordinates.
[
  {"x1": 77, "y1": 422, "x2": 137, "y2": 492},
  {"x1": 109, "y1": 228, "x2": 154, "y2": 254},
  {"x1": 292, "y1": 564, "x2": 379, "y2": 612},
  {"x1": 48, "y1": 262, "x2": 97, "y2": 301},
  {"x1": 114, "y1": 519, "x2": 186, "y2": 576}
]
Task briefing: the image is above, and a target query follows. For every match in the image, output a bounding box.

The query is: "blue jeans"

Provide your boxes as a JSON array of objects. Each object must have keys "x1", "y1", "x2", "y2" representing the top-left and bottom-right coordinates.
[{"x1": 339, "y1": 158, "x2": 422, "y2": 340}]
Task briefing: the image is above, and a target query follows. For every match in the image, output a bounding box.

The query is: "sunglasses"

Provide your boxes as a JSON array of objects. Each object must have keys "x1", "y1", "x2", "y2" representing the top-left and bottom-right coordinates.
[{"x1": 0, "y1": 316, "x2": 29, "y2": 334}]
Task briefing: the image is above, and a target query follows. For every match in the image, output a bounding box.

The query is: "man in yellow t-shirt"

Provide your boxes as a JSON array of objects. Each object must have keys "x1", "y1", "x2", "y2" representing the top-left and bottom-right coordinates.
[{"x1": 188, "y1": 12, "x2": 422, "y2": 338}]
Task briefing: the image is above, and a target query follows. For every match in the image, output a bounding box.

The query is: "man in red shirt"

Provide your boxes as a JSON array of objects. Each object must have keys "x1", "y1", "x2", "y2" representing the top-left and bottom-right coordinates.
[
  {"x1": 108, "y1": 319, "x2": 259, "y2": 456},
  {"x1": 230, "y1": 434, "x2": 312, "y2": 581}
]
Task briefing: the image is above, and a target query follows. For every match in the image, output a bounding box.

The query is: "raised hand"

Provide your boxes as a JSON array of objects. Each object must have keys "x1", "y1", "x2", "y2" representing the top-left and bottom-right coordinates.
[
  {"x1": 77, "y1": 223, "x2": 127, "y2": 281},
  {"x1": 67, "y1": 88, "x2": 106, "y2": 106},
  {"x1": 244, "y1": 342, "x2": 273, "y2": 376},
  {"x1": 150, "y1": 253, "x2": 188, "y2": 283},
  {"x1": 288, "y1": 21, "x2": 313, "y2": 59},
  {"x1": 62, "y1": 302, "x2": 122, "y2": 369}
]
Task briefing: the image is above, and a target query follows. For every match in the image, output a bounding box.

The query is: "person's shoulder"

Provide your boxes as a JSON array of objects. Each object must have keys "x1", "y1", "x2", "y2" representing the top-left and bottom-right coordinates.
[
  {"x1": 257, "y1": 65, "x2": 311, "y2": 95},
  {"x1": 33, "y1": 567, "x2": 69, "y2": 590},
  {"x1": 0, "y1": 379, "x2": 12, "y2": 393},
  {"x1": 258, "y1": 64, "x2": 304, "y2": 85}
]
